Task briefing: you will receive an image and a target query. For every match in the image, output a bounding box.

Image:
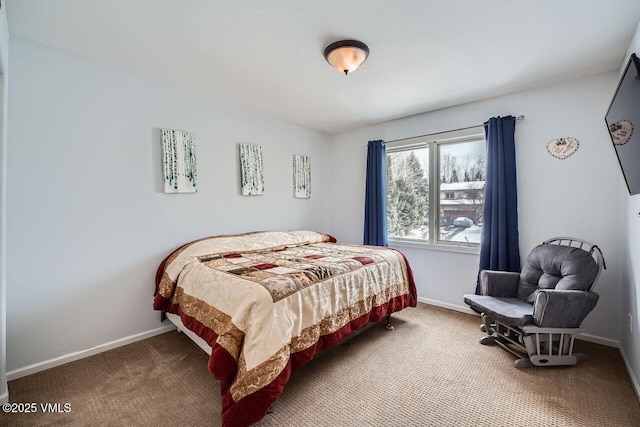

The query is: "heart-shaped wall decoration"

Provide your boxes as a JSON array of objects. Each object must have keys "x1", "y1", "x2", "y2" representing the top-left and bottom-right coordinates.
[
  {"x1": 608, "y1": 119, "x2": 633, "y2": 145},
  {"x1": 546, "y1": 137, "x2": 580, "y2": 160}
]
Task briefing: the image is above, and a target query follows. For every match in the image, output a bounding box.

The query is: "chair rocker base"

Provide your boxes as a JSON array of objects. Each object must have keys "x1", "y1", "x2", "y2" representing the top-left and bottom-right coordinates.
[
  {"x1": 479, "y1": 314, "x2": 584, "y2": 368},
  {"x1": 480, "y1": 332, "x2": 532, "y2": 366},
  {"x1": 479, "y1": 335, "x2": 496, "y2": 345}
]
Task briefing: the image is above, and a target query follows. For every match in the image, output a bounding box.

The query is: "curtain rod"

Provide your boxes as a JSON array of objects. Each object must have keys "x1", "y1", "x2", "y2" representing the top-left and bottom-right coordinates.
[
  {"x1": 382, "y1": 115, "x2": 525, "y2": 144},
  {"x1": 483, "y1": 114, "x2": 525, "y2": 126}
]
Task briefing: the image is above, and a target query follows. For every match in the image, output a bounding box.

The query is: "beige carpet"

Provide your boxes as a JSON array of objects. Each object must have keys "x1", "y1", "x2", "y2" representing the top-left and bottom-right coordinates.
[{"x1": 2, "y1": 304, "x2": 639, "y2": 426}]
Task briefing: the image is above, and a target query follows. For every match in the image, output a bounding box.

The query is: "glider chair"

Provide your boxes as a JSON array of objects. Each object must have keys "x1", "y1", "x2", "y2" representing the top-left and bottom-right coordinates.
[{"x1": 464, "y1": 237, "x2": 605, "y2": 368}]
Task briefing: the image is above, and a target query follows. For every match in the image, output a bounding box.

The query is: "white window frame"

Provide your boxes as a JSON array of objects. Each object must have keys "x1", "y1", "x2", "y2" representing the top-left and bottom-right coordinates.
[{"x1": 386, "y1": 126, "x2": 485, "y2": 252}]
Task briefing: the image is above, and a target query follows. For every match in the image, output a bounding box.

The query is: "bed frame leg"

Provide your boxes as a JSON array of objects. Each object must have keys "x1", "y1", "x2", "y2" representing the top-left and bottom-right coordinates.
[{"x1": 385, "y1": 315, "x2": 394, "y2": 331}]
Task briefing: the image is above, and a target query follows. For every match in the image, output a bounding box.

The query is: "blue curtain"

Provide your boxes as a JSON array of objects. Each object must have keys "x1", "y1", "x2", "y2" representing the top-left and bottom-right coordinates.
[
  {"x1": 364, "y1": 140, "x2": 388, "y2": 246},
  {"x1": 476, "y1": 116, "x2": 520, "y2": 293}
]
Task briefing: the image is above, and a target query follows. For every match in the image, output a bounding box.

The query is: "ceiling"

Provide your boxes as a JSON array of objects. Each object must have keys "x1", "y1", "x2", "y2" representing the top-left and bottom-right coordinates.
[{"x1": 6, "y1": 1, "x2": 640, "y2": 134}]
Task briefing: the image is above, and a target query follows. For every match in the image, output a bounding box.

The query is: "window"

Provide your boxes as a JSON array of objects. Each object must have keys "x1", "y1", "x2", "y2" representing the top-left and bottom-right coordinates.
[{"x1": 386, "y1": 127, "x2": 486, "y2": 246}]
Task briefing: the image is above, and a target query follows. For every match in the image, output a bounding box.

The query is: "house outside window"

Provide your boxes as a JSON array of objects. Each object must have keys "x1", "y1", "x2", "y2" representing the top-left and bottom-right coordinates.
[{"x1": 386, "y1": 127, "x2": 486, "y2": 247}]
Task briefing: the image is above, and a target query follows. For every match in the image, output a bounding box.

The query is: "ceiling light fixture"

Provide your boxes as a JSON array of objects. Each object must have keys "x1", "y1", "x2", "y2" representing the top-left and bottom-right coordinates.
[{"x1": 323, "y1": 40, "x2": 369, "y2": 75}]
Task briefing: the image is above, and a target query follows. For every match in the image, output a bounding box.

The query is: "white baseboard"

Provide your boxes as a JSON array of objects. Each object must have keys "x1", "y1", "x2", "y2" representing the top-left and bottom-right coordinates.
[
  {"x1": 577, "y1": 332, "x2": 619, "y2": 348},
  {"x1": 6, "y1": 324, "x2": 176, "y2": 381},
  {"x1": 618, "y1": 345, "x2": 640, "y2": 402},
  {"x1": 418, "y1": 297, "x2": 479, "y2": 316}
]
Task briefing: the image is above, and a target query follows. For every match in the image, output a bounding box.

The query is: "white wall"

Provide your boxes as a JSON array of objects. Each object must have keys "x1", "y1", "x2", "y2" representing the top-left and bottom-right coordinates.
[
  {"x1": 620, "y1": 22, "x2": 640, "y2": 397},
  {"x1": 328, "y1": 72, "x2": 623, "y2": 344},
  {"x1": 5, "y1": 37, "x2": 331, "y2": 374},
  {"x1": 0, "y1": 4, "x2": 10, "y2": 404}
]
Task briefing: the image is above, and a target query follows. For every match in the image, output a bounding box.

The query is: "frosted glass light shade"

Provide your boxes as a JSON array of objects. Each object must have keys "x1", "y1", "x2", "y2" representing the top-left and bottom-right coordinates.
[{"x1": 323, "y1": 40, "x2": 369, "y2": 75}]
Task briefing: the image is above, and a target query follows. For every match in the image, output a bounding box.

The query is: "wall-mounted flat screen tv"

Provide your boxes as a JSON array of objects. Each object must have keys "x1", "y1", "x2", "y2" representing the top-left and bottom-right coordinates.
[{"x1": 605, "y1": 53, "x2": 640, "y2": 195}]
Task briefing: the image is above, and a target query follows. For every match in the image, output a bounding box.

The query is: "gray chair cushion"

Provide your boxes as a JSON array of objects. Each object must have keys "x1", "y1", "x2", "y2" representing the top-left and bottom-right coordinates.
[
  {"x1": 463, "y1": 294, "x2": 533, "y2": 327},
  {"x1": 518, "y1": 244, "x2": 598, "y2": 302}
]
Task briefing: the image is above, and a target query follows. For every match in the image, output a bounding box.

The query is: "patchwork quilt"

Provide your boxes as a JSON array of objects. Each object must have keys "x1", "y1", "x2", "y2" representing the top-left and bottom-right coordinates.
[{"x1": 153, "y1": 230, "x2": 417, "y2": 427}]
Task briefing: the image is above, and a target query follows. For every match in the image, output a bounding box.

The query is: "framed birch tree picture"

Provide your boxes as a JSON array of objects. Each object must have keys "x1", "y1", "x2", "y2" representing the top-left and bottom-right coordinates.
[
  {"x1": 293, "y1": 155, "x2": 311, "y2": 198},
  {"x1": 239, "y1": 143, "x2": 265, "y2": 195},
  {"x1": 161, "y1": 128, "x2": 198, "y2": 193}
]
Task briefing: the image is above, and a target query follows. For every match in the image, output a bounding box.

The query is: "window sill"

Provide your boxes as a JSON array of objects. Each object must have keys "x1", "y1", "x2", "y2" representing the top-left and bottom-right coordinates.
[{"x1": 389, "y1": 239, "x2": 480, "y2": 255}]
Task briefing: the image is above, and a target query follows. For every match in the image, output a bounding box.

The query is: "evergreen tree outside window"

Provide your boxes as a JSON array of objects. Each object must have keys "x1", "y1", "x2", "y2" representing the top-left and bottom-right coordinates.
[{"x1": 387, "y1": 149, "x2": 429, "y2": 240}]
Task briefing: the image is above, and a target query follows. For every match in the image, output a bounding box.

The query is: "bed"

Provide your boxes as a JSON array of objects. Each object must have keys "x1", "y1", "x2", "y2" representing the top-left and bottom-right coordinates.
[{"x1": 153, "y1": 230, "x2": 417, "y2": 427}]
